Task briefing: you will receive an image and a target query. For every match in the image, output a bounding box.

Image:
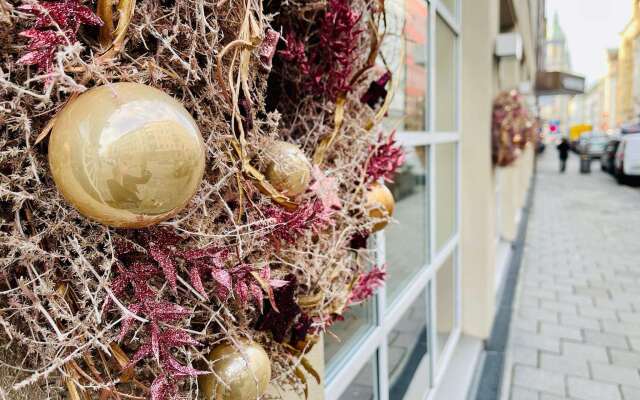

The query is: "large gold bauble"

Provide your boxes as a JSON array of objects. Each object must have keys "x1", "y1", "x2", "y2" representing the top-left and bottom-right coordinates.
[
  {"x1": 366, "y1": 183, "x2": 395, "y2": 233},
  {"x1": 199, "y1": 340, "x2": 271, "y2": 400},
  {"x1": 263, "y1": 141, "x2": 311, "y2": 197},
  {"x1": 48, "y1": 82, "x2": 206, "y2": 228}
]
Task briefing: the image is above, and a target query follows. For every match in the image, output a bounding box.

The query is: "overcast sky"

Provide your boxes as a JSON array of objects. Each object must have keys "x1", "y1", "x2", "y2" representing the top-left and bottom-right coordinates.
[{"x1": 546, "y1": 0, "x2": 631, "y2": 85}]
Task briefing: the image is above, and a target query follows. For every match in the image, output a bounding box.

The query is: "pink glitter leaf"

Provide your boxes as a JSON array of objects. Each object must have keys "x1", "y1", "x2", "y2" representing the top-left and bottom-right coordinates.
[
  {"x1": 250, "y1": 283, "x2": 264, "y2": 313},
  {"x1": 348, "y1": 265, "x2": 387, "y2": 305},
  {"x1": 235, "y1": 280, "x2": 249, "y2": 307},
  {"x1": 18, "y1": 0, "x2": 102, "y2": 72},
  {"x1": 310, "y1": 166, "x2": 342, "y2": 210},
  {"x1": 280, "y1": 0, "x2": 363, "y2": 100},
  {"x1": 124, "y1": 341, "x2": 153, "y2": 370},
  {"x1": 188, "y1": 265, "x2": 207, "y2": 297},
  {"x1": 117, "y1": 303, "x2": 143, "y2": 342},
  {"x1": 145, "y1": 301, "x2": 191, "y2": 323},
  {"x1": 149, "y1": 245, "x2": 177, "y2": 292},
  {"x1": 259, "y1": 28, "x2": 280, "y2": 70},
  {"x1": 160, "y1": 329, "x2": 201, "y2": 348},
  {"x1": 366, "y1": 131, "x2": 405, "y2": 183},
  {"x1": 150, "y1": 375, "x2": 176, "y2": 400},
  {"x1": 211, "y1": 268, "x2": 232, "y2": 300},
  {"x1": 162, "y1": 351, "x2": 208, "y2": 378},
  {"x1": 151, "y1": 323, "x2": 161, "y2": 361},
  {"x1": 264, "y1": 199, "x2": 333, "y2": 244}
]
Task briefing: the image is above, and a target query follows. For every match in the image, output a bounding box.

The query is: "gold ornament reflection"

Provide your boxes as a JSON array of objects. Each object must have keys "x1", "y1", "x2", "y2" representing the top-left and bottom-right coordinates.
[
  {"x1": 48, "y1": 82, "x2": 206, "y2": 228},
  {"x1": 199, "y1": 340, "x2": 271, "y2": 400},
  {"x1": 263, "y1": 141, "x2": 311, "y2": 197},
  {"x1": 366, "y1": 183, "x2": 395, "y2": 233}
]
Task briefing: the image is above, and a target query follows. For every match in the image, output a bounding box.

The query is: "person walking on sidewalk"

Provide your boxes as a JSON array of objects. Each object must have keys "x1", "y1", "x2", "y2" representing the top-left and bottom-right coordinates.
[{"x1": 557, "y1": 138, "x2": 570, "y2": 173}]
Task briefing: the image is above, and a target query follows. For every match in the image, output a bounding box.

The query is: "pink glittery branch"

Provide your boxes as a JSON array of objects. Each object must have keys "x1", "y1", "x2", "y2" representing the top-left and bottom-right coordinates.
[
  {"x1": 366, "y1": 131, "x2": 405, "y2": 183},
  {"x1": 18, "y1": 0, "x2": 102, "y2": 72},
  {"x1": 259, "y1": 28, "x2": 280, "y2": 71},
  {"x1": 280, "y1": 0, "x2": 362, "y2": 100},
  {"x1": 347, "y1": 265, "x2": 386, "y2": 305},
  {"x1": 264, "y1": 199, "x2": 334, "y2": 246}
]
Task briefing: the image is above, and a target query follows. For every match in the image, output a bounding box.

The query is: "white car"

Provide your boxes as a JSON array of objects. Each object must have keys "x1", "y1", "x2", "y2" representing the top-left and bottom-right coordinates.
[{"x1": 614, "y1": 133, "x2": 640, "y2": 183}]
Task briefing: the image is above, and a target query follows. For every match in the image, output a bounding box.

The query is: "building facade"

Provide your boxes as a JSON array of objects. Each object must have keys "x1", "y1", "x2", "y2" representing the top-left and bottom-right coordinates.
[
  {"x1": 616, "y1": 0, "x2": 640, "y2": 125},
  {"x1": 538, "y1": 13, "x2": 572, "y2": 134},
  {"x1": 605, "y1": 49, "x2": 619, "y2": 130},
  {"x1": 307, "y1": 1, "x2": 542, "y2": 399}
]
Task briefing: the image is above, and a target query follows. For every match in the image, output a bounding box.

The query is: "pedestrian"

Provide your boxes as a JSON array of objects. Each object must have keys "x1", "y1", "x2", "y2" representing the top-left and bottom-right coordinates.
[{"x1": 557, "y1": 138, "x2": 570, "y2": 173}]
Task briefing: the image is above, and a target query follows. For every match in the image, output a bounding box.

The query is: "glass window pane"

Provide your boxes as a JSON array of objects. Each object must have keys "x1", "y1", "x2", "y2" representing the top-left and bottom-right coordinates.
[
  {"x1": 440, "y1": 0, "x2": 457, "y2": 17},
  {"x1": 385, "y1": 146, "x2": 429, "y2": 308},
  {"x1": 388, "y1": 290, "x2": 430, "y2": 398},
  {"x1": 338, "y1": 356, "x2": 377, "y2": 400},
  {"x1": 436, "y1": 253, "x2": 457, "y2": 359},
  {"x1": 435, "y1": 142, "x2": 456, "y2": 251},
  {"x1": 385, "y1": 0, "x2": 429, "y2": 131},
  {"x1": 435, "y1": 15, "x2": 457, "y2": 131},
  {"x1": 325, "y1": 301, "x2": 375, "y2": 374}
]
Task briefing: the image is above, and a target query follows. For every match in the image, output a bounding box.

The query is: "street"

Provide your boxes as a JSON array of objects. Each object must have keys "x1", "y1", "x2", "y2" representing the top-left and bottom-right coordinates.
[{"x1": 503, "y1": 149, "x2": 640, "y2": 400}]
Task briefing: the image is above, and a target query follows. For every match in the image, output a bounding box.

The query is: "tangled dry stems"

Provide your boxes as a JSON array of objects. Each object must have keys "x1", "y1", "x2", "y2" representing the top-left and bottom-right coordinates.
[{"x1": 0, "y1": 0, "x2": 389, "y2": 397}]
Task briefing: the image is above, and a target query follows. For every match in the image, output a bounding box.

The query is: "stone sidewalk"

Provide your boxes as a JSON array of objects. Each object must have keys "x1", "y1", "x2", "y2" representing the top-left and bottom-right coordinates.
[{"x1": 502, "y1": 150, "x2": 640, "y2": 400}]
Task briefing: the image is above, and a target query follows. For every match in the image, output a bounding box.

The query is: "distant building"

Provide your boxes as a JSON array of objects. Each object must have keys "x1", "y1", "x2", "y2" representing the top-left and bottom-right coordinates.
[
  {"x1": 604, "y1": 48, "x2": 619, "y2": 129},
  {"x1": 539, "y1": 12, "x2": 572, "y2": 133},
  {"x1": 586, "y1": 79, "x2": 606, "y2": 130},
  {"x1": 616, "y1": 0, "x2": 640, "y2": 125}
]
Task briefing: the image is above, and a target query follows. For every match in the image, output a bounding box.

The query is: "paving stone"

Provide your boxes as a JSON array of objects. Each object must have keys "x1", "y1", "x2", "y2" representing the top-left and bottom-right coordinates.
[
  {"x1": 511, "y1": 386, "x2": 540, "y2": 400},
  {"x1": 583, "y1": 330, "x2": 629, "y2": 350},
  {"x1": 562, "y1": 342, "x2": 609, "y2": 363},
  {"x1": 602, "y1": 320, "x2": 640, "y2": 336},
  {"x1": 590, "y1": 362, "x2": 640, "y2": 387},
  {"x1": 512, "y1": 346, "x2": 539, "y2": 367},
  {"x1": 520, "y1": 294, "x2": 541, "y2": 307},
  {"x1": 541, "y1": 300, "x2": 578, "y2": 314},
  {"x1": 540, "y1": 323, "x2": 582, "y2": 341},
  {"x1": 557, "y1": 293, "x2": 594, "y2": 306},
  {"x1": 511, "y1": 331, "x2": 561, "y2": 353},
  {"x1": 539, "y1": 395, "x2": 566, "y2": 400},
  {"x1": 560, "y1": 313, "x2": 600, "y2": 330},
  {"x1": 575, "y1": 286, "x2": 609, "y2": 298},
  {"x1": 621, "y1": 385, "x2": 640, "y2": 400},
  {"x1": 519, "y1": 306, "x2": 560, "y2": 323},
  {"x1": 524, "y1": 287, "x2": 557, "y2": 301},
  {"x1": 629, "y1": 337, "x2": 640, "y2": 352},
  {"x1": 513, "y1": 365, "x2": 565, "y2": 396},
  {"x1": 595, "y1": 298, "x2": 632, "y2": 311},
  {"x1": 618, "y1": 311, "x2": 640, "y2": 325},
  {"x1": 610, "y1": 349, "x2": 640, "y2": 368},
  {"x1": 567, "y1": 377, "x2": 621, "y2": 400},
  {"x1": 579, "y1": 306, "x2": 618, "y2": 321},
  {"x1": 515, "y1": 318, "x2": 539, "y2": 333},
  {"x1": 539, "y1": 353, "x2": 589, "y2": 378}
]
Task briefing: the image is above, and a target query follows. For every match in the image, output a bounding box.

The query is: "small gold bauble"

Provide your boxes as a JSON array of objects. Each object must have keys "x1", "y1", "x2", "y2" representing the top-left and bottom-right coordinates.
[
  {"x1": 263, "y1": 141, "x2": 311, "y2": 197},
  {"x1": 199, "y1": 340, "x2": 271, "y2": 400},
  {"x1": 48, "y1": 82, "x2": 206, "y2": 228},
  {"x1": 366, "y1": 183, "x2": 395, "y2": 233}
]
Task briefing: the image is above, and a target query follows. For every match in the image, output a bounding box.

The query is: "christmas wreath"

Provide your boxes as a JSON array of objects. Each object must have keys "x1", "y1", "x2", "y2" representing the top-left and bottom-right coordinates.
[
  {"x1": 0, "y1": 0, "x2": 403, "y2": 398},
  {"x1": 491, "y1": 90, "x2": 535, "y2": 167}
]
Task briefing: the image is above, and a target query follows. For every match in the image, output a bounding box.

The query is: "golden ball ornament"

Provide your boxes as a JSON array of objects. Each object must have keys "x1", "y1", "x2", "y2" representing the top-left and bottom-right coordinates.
[
  {"x1": 366, "y1": 183, "x2": 395, "y2": 233},
  {"x1": 199, "y1": 340, "x2": 272, "y2": 400},
  {"x1": 48, "y1": 82, "x2": 206, "y2": 228},
  {"x1": 263, "y1": 141, "x2": 311, "y2": 197}
]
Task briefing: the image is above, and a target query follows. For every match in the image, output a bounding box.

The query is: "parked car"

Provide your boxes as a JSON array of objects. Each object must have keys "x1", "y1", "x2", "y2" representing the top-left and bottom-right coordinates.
[
  {"x1": 584, "y1": 134, "x2": 609, "y2": 159},
  {"x1": 614, "y1": 133, "x2": 640, "y2": 184},
  {"x1": 600, "y1": 138, "x2": 621, "y2": 173},
  {"x1": 577, "y1": 132, "x2": 608, "y2": 158}
]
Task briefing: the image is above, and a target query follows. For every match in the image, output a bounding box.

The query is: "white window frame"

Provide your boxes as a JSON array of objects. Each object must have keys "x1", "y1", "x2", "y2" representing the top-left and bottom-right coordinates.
[{"x1": 325, "y1": 0, "x2": 462, "y2": 398}]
